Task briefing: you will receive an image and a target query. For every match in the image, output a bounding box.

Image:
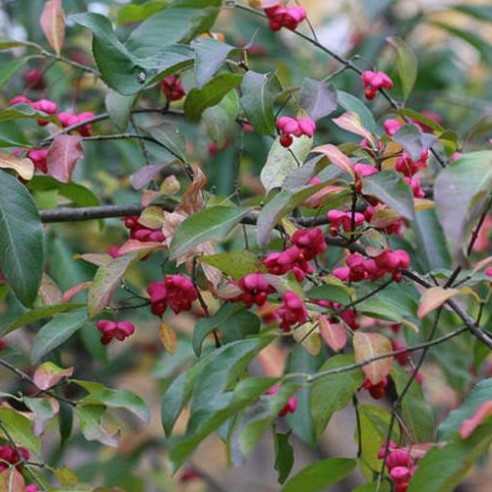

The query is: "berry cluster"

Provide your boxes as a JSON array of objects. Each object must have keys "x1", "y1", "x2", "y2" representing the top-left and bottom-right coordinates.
[
  {"x1": 0, "y1": 445, "x2": 29, "y2": 472},
  {"x1": 277, "y1": 291, "x2": 308, "y2": 332},
  {"x1": 123, "y1": 216, "x2": 166, "y2": 243},
  {"x1": 361, "y1": 70, "x2": 394, "y2": 100},
  {"x1": 264, "y1": 228, "x2": 326, "y2": 281},
  {"x1": 276, "y1": 116, "x2": 316, "y2": 148},
  {"x1": 264, "y1": 4, "x2": 307, "y2": 31},
  {"x1": 236, "y1": 273, "x2": 275, "y2": 308},
  {"x1": 361, "y1": 376, "x2": 388, "y2": 399},
  {"x1": 327, "y1": 210, "x2": 365, "y2": 236},
  {"x1": 96, "y1": 320, "x2": 136, "y2": 345},
  {"x1": 147, "y1": 275, "x2": 198, "y2": 316},
  {"x1": 377, "y1": 442, "x2": 417, "y2": 492},
  {"x1": 58, "y1": 111, "x2": 95, "y2": 136},
  {"x1": 26, "y1": 148, "x2": 49, "y2": 174},
  {"x1": 160, "y1": 75, "x2": 185, "y2": 101},
  {"x1": 333, "y1": 250, "x2": 410, "y2": 283}
]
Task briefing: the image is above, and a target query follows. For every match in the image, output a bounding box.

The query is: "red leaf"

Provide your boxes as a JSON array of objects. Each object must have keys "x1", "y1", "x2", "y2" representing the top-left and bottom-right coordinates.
[
  {"x1": 47, "y1": 134, "x2": 84, "y2": 183},
  {"x1": 0, "y1": 468, "x2": 25, "y2": 492},
  {"x1": 460, "y1": 401, "x2": 492, "y2": 439},
  {"x1": 417, "y1": 286, "x2": 460, "y2": 318},
  {"x1": 62, "y1": 281, "x2": 92, "y2": 303},
  {"x1": 353, "y1": 332, "x2": 393, "y2": 384},
  {"x1": 33, "y1": 361, "x2": 74, "y2": 390},
  {"x1": 40, "y1": 0, "x2": 65, "y2": 55},
  {"x1": 318, "y1": 315, "x2": 347, "y2": 352}
]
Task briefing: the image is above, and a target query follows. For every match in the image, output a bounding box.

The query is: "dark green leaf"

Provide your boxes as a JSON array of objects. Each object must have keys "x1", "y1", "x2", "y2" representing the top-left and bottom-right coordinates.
[
  {"x1": 413, "y1": 208, "x2": 451, "y2": 271},
  {"x1": 105, "y1": 91, "x2": 136, "y2": 132},
  {"x1": 221, "y1": 310, "x2": 261, "y2": 345},
  {"x1": 169, "y1": 206, "x2": 250, "y2": 260},
  {"x1": 184, "y1": 73, "x2": 243, "y2": 122},
  {"x1": 434, "y1": 150, "x2": 492, "y2": 261},
  {"x1": 387, "y1": 36, "x2": 418, "y2": 100},
  {"x1": 438, "y1": 378, "x2": 492, "y2": 439},
  {"x1": 2, "y1": 302, "x2": 83, "y2": 335},
  {"x1": 0, "y1": 103, "x2": 58, "y2": 124},
  {"x1": 306, "y1": 282, "x2": 353, "y2": 306},
  {"x1": 75, "y1": 405, "x2": 119, "y2": 447},
  {"x1": 149, "y1": 126, "x2": 187, "y2": 163},
  {"x1": 240, "y1": 71, "x2": 281, "y2": 135},
  {"x1": 408, "y1": 423, "x2": 492, "y2": 492},
  {"x1": 274, "y1": 429, "x2": 294, "y2": 485},
  {"x1": 298, "y1": 78, "x2": 337, "y2": 122},
  {"x1": 454, "y1": 5, "x2": 492, "y2": 22},
  {"x1": 431, "y1": 21, "x2": 492, "y2": 65},
  {"x1": 392, "y1": 124, "x2": 435, "y2": 161},
  {"x1": 32, "y1": 309, "x2": 88, "y2": 363},
  {"x1": 362, "y1": 170, "x2": 415, "y2": 220},
  {"x1": 73, "y1": 380, "x2": 150, "y2": 423},
  {"x1": 117, "y1": 0, "x2": 169, "y2": 25},
  {"x1": 391, "y1": 365, "x2": 435, "y2": 442},
  {"x1": 202, "y1": 89, "x2": 240, "y2": 146},
  {"x1": 0, "y1": 57, "x2": 29, "y2": 88},
  {"x1": 311, "y1": 355, "x2": 364, "y2": 439},
  {"x1": 0, "y1": 169, "x2": 44, "y2": 306},
  {"x1": 192, "y1": 38, "x2": 239, "y2": 88},
  {"x1": 280, "y1": 457, "x2": 356, "y2": 492}
]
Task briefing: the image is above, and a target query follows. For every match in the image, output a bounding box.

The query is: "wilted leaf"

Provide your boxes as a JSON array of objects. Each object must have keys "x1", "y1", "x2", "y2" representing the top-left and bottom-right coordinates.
[
  {"x1": 33, "y1": 361, "x2": 74, "y2": 390},
  {"x1": 159, "y1": 321, "x2": 177, "y2": 354},
  {"x1": 40, "y1": 0, "x2": 65, "y2": 55},
  {"x1": 0, "y1": 152, "x2": 34, "y2": 180},
  {"x1": 311, "y1": 144, "x2": 354, "y2": 178},
  {"x1": 47, "y1": 135, "x2": 84, "y2": 183},
  {"x1": 353, "y1": 332, "x2": 393, "y2": 385},
  {"x1": 417, "y1": 286, "x2": 460, "y2": 318}
]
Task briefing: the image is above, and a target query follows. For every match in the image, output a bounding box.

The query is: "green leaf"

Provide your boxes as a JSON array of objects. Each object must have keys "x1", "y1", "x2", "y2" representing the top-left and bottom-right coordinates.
[
  {"x1": 298, "y1": 78, "x2": 337, "y2": 122},
  {"x1": 2, "y1": 302, "x2": 83, "y2": 335},
  {"x1": 431, "y1": 21, "x2": 492, "y2": 65},
  {"x1": 24, "y1": 397, "x2": 58, "y2": 435},
  {"x1": 184, "y1": 73, "x2": 243, "y2": 122},
  {"x1": 0, "y1": 57, "x2": 29, "y2": 88},
  {"x1": 311, "y1": 355, "x2": 364, "y2": 439},
  {"x1": 87, "y1": 252, "x2": 141, "y2": 317},
  {"x1": 0, "y1": 169, "x2": 44, "y2": 307},
  {"x1": 200, "y1": 250, "x2": 263, "y2": 280},
  {"x1": 358, "y1": 404, "x2": 399, "y2": 480},
  {"x1": 362, "y1": 170, "x2": 415, "y2": 220},
  {"x1": 306, "y1": 281, "x2": 353, "y2": 306},
  {"x1": 387, "y1": 36, "x2": 418, "y2": 100},
  {"x1": 149, "y1": 126, "x2": 187, "y2": 163},
  {"x1": 280, "y1": 458, "x2": 356, "y2": 492},
  {"x1": 408, "y1": 423, "x2": 492, "y2": 492},
  {"x1": 388, "y1": 108, "x2": 444, "y2": 132},
  {"x1": 190, "y1": 336, "x2": 275, "y2": 413},
  {"x1": 260, "y1": 135, "x2": 313, "y2": 192},
  {"x1": 73, "y1": 380, "x2": 150, "y2": 423},
  {"x1": 0, "y1": 103, "x2": 58, "y2": 124},
  {"x1": 413, "y1": 208, "x2": 452, "y2": 271},
  {"x1": 192, "y1": 302, "x2": 243, "y2": 356},
  {"x1": 434, "y1": 150, "x2": 492, "y2": 261},
  {"x1": 438, "y1": 378, "x2": 492, "y2": 439},
  {"x1": 221, "y1": 310, "x2": 261, "y2": 345},
  {"x1": 454, "y1": 5, "x2": 492, "y2": 22},
  {"x1": 192, "y1": 37, "x2": 239, "y2": 88},
  {"x1": 0, "y1": 408, "x2": 41, "y2": 453},
  {"x1": 240, "y1": 71, "x2": 281, "y2": 135},
  {"x1": 75, "y1": 404, "x2": 119, "y2": 447},
  {"x1": 168, "y1": 377, "x2": 275, "y2": 471},
  {"x1": 27, "y1": 176, "x2": 99, "y2": 207},
  {"x1": 392, "y1": 123, "x2": 435, "y2": 161},
  {"x1": 337, "y1": 91, "x2": 379, "y2": 135},
  {"x1": 352, "y1": 483, "x2": 391, "y2": 492},
  {"x1": 274, "y1": 429, "x2": 294, "y2": 485},
  {"x1": 117, "y1": 0, "x2": 169, "y2": 25},
  {"x1": 71, "y1": 13, "x2": 143, "y2": 95},
  {"x1": 125, "y1": 6, "x2": 221, "y2": 60},
  {"x1": 391, "y1": 365, "x2": 435, "y2": 442},
  {"x1": 32, "y1": 309, "x2": 88, "y2": 363},
  {"x1": 169, "y1": 206, "x2": 250, "y2": 260},
  {"x1": 105, "y1": 91, "x2": 136, "y2": 132},
  {"x1": 202, "y1": 89, "x2": 240, "y2": 147},
  {"x1": 256, "y1": 182, "x2": 329, "y2": 248}
]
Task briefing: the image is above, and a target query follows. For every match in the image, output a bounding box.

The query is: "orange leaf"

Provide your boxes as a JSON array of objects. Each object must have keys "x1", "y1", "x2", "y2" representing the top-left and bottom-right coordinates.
[
  {"x1": 460, "y1": 401, "x2": 492, "y2": 439},
  {"x1": 40, "y1": 0, "x2": 65, "y2": 55},
  {"x1": 318, "y1": 315, "x2": 347, "y2": 352},
  {"x1": 353, "y1": 332, "x2": 393, "y2": 384},
  {"x1": 417, "y1": 286, "x2": 460, "y2": 318},
  {"x1": 159, "y1": 321, "x2": 177, "y2": 354},
  {"x1": 0, "y1": 468, "x2": 25, "y2": 492},
  {"x1": 311, "y1": 144, "x2": 355, "y2": 178},
  {"x1": 33, "y1": 361, "x2": 74, "y2": 390},
  {"x1": 0, "y1": 152, "x2": 34, "y2": 181}
]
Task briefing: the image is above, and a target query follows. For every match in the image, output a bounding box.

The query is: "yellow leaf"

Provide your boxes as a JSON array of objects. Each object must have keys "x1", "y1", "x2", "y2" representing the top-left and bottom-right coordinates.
[
  {"x1": 353, "y1": 332, "x2": 393, "y2": 384},
  {"x1": 0, "y1": 152, "x2": 34, "y2": 181},
  {"x1": 159, "y1": 321, "x2": 177, "y2": 354}
]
